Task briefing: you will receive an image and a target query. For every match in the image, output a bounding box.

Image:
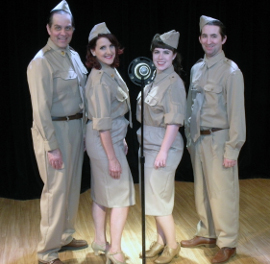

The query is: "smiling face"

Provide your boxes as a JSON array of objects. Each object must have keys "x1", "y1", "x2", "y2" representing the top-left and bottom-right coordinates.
[
  {"x1": 152, "y1": 48, "x2": 176, "y2": 73},
  {"x1": 199, "y1": 25, "x2": 227, "y2": 58},
  {"x1": 91, "y1": 37, "x2": 116, "y2": 66},
  {"x1": 46, "y1": 12, "x2": 74, "y2": 49}
]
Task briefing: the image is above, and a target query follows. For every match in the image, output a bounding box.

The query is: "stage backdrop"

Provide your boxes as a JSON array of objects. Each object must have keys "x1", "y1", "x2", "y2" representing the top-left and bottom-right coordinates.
[{"x1": 1, "y1": 0, "x2": 269, "y2": 199}]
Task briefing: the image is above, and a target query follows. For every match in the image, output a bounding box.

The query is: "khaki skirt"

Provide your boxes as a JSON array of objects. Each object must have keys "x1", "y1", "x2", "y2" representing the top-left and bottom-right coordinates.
[
  {"x1": 137, "y1": 125, "x2": 183, "y2": 216},
  {"x1": 86, "y1": 116, "x2": 135, "y2": 208}
]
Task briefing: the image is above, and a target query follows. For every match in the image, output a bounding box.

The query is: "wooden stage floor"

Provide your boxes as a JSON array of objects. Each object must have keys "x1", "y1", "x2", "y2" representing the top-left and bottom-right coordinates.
[{"x1": 0, "y1": 179, "x2": 269, "y2": 264}]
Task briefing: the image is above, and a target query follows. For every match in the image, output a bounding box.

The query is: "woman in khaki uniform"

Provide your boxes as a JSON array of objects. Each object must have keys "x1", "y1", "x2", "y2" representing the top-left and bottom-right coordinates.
[
  {"x1": 137, "y1": 30, "x2": 186, "y2": 264},
  {"x1": 85, "y1": 23, "x2": 135, "y2": 264}
]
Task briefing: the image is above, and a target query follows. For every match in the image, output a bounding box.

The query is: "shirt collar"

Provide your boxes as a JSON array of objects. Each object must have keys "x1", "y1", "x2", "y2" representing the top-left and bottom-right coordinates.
[
  {"x1": 99, "y1": 61, "x2": 116, "y2": 78},
  {"x1": 154, "y1": 65, "x2": 174, "y2": 84},
  {"x1": 204, "y1": 50, "x2": 225, "y2": 68},
  {"x1": 47, "y1": 38, "x2": 70, "y2": 57}
]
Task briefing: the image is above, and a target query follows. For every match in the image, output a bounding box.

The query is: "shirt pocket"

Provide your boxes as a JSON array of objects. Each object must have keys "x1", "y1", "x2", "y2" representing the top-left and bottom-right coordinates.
[
  {"x1": 53, "y1": 70, "x2": 78, "y2": 94},
  {"x1": 145, "y1": 94, "x2": 163, "y2": 115},
  {"x1": 116, "y1": 86, "x2": 128, "y2": 102}
]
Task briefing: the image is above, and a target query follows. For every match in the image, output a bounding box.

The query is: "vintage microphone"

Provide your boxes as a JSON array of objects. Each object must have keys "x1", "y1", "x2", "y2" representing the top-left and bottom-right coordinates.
[
  {"x1": 128, "y1": 57, "x2": 156, "y2": 264},
  {"x1": 128, "y1": 57, "x2": 156, "y2": 86}
]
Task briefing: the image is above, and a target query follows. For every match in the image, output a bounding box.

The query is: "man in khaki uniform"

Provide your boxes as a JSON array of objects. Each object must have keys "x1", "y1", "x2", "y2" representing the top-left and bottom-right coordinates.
[
  {"x1": 27, "y1": 1, "x2": 88, "y2": 263},
  {"x1": 182, "y1": 15, "x2": 246, "y2": 264}
]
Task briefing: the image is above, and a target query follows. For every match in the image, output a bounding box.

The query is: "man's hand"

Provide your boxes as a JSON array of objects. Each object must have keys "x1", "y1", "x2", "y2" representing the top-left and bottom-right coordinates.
[
  {"x1": 48, "y1": 148, "x2": 63, "y2": 169},
  {"x1": 223, "y1": 158, "x2": 236, "y2": 168}
]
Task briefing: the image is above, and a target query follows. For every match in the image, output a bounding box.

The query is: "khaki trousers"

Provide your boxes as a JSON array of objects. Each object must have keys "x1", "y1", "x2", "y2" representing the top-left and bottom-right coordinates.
[
  {"x1": 188, "y1": 129, "x2": 239, "y2": 248},
  {"x1": 31, "y1": 119, "x2": 84, "y2": 262}
]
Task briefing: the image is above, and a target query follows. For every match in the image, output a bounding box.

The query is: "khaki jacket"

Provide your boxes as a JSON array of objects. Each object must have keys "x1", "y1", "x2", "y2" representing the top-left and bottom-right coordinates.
[
  {"x1": 85, "y1": 63, "x2": 131, "y2": 131},
  {"x1": 185, "y1": 51, "x2": 246, "y2": 160},
  {"x1": 27, "y1": 38, "x2": 88, "y2": 151},
  {"x1": 137, "y1": 65, "x2": 186, "y2": 127}
]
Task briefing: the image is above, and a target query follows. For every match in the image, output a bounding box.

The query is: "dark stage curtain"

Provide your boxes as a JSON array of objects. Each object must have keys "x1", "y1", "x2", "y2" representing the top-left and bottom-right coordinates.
[{"x1": 1, "y1": 0, "x2": 269, "y2": 200}]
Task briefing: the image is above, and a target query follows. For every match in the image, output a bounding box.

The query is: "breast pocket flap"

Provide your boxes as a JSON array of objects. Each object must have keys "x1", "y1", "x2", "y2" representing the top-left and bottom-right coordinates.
[
  {"x1": 116, "y1": 86, "x2": 128, "y2": 102},
  {"x1": 145, "y1": 94, "x2": 158, "y2": 106},
  {"x1": 204, "y1": 84, "x2": 222, "y2": 93},
  {"x1": 54, "y1": 70, "x2": 77, "y2": 81}
]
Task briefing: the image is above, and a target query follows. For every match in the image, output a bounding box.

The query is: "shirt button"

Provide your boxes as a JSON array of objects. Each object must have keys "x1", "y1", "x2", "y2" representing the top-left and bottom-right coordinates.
[{"x1": 61, "y1": 51, "x2": 65, "y2": 55}]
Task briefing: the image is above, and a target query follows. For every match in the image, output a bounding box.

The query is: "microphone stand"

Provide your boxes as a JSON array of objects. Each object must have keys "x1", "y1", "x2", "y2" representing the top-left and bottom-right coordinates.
[
  {"x1": 127, "y1": 57, "x2": 155, "y2": 263},
  {"x1": 140, "y1": 76, "x2": 146, "y2": 264}
]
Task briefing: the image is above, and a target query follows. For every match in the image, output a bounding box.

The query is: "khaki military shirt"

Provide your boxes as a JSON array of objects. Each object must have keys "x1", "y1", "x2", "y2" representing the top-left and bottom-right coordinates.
[
  {"x1": 186, "y1": 51, "x2": 246, "y2": 160},
  {"x1": 137, "y1": 65, "x2": 186, "y2": 127},
  {"x1": 85, "y1": 63, "x2": 131, "y2": 131},
  {"x1": 27, "y1": 38, "x2": 88, "y2": 151}
]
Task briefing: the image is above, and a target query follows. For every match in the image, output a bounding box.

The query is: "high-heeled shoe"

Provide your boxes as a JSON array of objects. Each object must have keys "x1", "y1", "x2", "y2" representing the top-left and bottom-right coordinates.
[
  {"x1": 140, "y1": 241, "x2": 164, "y2": 258},
  {"x1": 154, "y1": 242, "x2": 181, "y2": 263},
  {"x1": 106, "y1": 251, "x2": 126, "y2": 264},
  {"x1": 91, "y1": 241, "x2": 108, "y2": 255}
]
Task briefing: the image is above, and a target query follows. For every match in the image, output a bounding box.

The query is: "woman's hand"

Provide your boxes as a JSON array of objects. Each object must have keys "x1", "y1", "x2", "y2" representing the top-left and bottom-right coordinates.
[
  {"x1": 154, "y1": 150, "x2": 168, "y2": 169},
  {"x1": 154, "y1": 125, "x2": 180, "y2": 169},
  {"x1": 99, "y1": 130, "x2": 123, "y2": 179},
  {"x1": 108, "y1": 157, "x2": 122, "y2": 179}
]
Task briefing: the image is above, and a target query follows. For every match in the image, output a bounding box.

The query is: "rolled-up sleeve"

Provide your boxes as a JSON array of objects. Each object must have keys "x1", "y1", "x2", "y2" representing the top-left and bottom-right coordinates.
[{"x1": 91, "y1": 82, "x2": 113, "y2": 131}]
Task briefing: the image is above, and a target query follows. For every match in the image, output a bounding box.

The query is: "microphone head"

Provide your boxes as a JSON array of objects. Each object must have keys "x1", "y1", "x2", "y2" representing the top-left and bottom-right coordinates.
[
  {"x1": 139, "y1": 65, "x2": 149, "y2": 76},
  {"x1": 128, "y1": 57, "x2": 156, "y2": 86}
]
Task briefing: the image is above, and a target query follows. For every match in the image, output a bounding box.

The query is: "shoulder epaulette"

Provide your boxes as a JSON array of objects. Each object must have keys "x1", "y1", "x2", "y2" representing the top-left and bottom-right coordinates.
[
  {"x1": 169, "y1": 72, "x2": 178, "y2": 84},
  {"x1": 223, "y1": 58, "x2": 239, "y2": 71},
  {"x1": 91, "y1": 69, "x2": 104, "y2": 85},
  {"x1": 41, "y1": 44, "x2": 52, "y2": 54},
  {"x1": 195, "y1": 58, "x2": 204, "y2": 64}
]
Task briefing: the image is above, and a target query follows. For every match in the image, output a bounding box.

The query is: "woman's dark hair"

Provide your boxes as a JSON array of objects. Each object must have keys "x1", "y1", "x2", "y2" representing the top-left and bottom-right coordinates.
[
  {"x1": 85, "y1": 34, "x2": 124, "y2": 69},
  {"x1": 47, "y1": 10, "x2": 75, "y2": 28},
  {"x1": 201, "y1": 20, "x2": 226, "y2": 40},
  {"x1": 150, "y1": 34, "x2": 184, "y2": 78}
]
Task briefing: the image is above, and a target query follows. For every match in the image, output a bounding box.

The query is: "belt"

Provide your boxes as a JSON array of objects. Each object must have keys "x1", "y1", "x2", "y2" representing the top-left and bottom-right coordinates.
[
  {"x1": 52, "y1": 113, "x2": 83, "y2": 121},
  {"x1": 200, "y1": 128, "x2": 223, "y2": 135}
]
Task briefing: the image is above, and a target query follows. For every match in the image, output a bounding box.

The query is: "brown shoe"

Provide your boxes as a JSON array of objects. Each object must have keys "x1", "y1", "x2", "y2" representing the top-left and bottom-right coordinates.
[
  {"x1": 212, "y1": 247, "x2": 236, "y2": 263},
  {"x1": 154, "y1": 243, "x2": 181, "y2": 264},
  {"x1": 61, "y1": 238, "x2": 88, "y2": 251},
  {"x1": 181, "y1": 236, "x2": 216, "y2": 248},
  {"x1": 38, "y1": 259, "x2": 64, "y2": 264}
]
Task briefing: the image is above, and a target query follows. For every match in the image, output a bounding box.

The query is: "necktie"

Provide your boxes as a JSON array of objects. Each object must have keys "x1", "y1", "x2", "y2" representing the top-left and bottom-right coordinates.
[
  {"x1": 114, "y1": 71, "x2": 133, "y2": 128},
  {"x1": 190, "y1": 86, "x2": 204, "y2": 142},
  {"x1": 66, "y1": 51, "x2": 85, "y2": 110}
]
